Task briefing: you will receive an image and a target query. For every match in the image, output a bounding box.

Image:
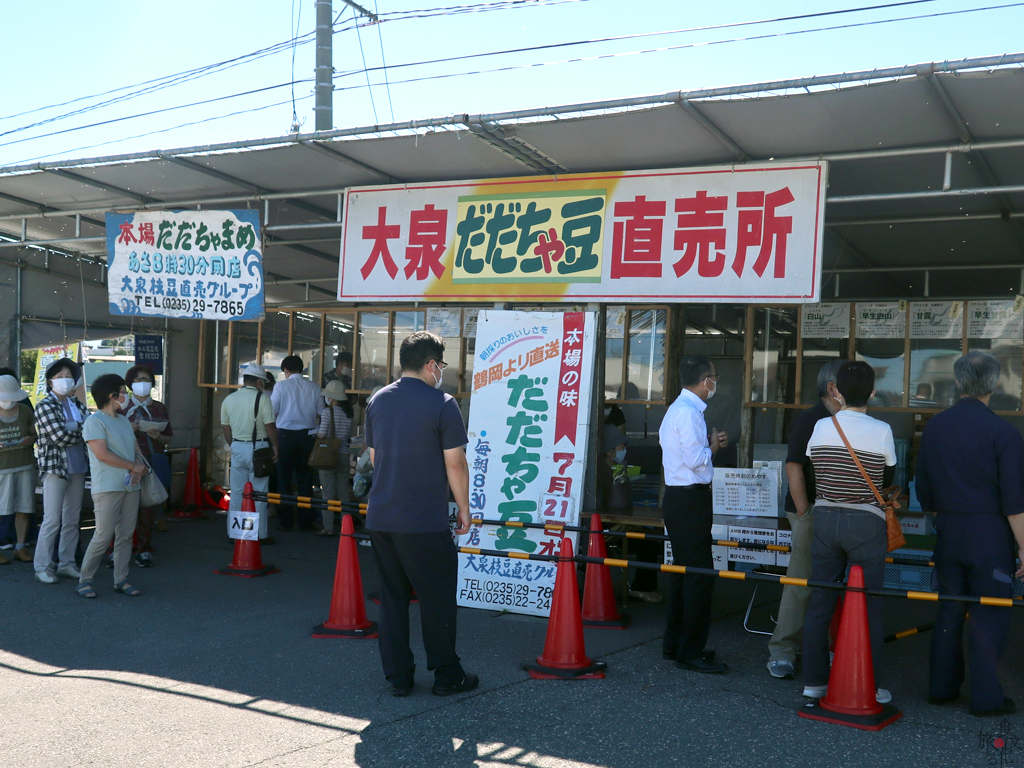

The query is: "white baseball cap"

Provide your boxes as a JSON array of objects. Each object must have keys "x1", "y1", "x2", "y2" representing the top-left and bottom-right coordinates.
[{"x1": 241, "y1": 364, "x2": 267, "y2": 378}]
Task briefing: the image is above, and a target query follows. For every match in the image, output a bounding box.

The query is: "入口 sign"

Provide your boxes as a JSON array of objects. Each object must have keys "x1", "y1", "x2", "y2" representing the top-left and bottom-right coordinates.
[{"x1": 340, "y1": 162, "x2": 827, "y2": 303}]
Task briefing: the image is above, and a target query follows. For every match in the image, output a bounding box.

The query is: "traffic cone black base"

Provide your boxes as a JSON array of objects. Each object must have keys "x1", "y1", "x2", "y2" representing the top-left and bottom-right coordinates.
[
  {"x1": 799, "y1": 701, "x2": 903, "y2": 731},
  {"x1": 582, "y1": 613, "x2": 630, "y2": 630},
  {"x1": 523, "y1": 660, "x2": 607, "y2": 680},
  {"x1": 311, "y1": 621, "x2": 378, "y2": 639},
  {"x1": 216, "y1": 564, "x2": 279, "y2": 578}
]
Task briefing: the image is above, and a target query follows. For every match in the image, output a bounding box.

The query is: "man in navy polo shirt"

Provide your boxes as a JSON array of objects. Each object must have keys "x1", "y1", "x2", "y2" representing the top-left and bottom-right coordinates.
[
  {"x1": 916, "y1": 350, "x2": 1024, "y2": 717},
  {"x1": 365, "y1": 330, "x2": 477, "y2": 697}
]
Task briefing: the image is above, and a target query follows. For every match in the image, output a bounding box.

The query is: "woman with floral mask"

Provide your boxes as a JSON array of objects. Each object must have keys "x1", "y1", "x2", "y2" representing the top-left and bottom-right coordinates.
[
  {"x1": 78, "y1": 374, "x2": 146, "y2": 598},
  {"x1": 115, "y1": 365, "x2": 172, "y2": 568},
  {"x1": 32, "y1": 358, "x2": 89, "y2": 585}
]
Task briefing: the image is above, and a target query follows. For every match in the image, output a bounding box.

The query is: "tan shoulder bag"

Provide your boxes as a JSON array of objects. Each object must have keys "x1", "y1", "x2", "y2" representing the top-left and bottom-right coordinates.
[{"x1": 830, "y1": 414, "x2": 906, "y2": 552}]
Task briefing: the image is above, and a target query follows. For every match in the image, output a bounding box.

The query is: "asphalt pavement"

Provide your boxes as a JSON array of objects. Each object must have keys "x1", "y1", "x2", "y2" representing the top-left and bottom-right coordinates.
[{"x1": 1, "y1": 514, "x2": 1020, "y2": 768}]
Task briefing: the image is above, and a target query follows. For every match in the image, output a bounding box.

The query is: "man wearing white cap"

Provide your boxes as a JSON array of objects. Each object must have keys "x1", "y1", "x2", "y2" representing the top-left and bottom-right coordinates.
[
  {"x1": 0, "y1": 374, "x2": 37, "y2": 565},
  {"x1": 221, "y1": 364, "x2": 279, "y2": 541}
]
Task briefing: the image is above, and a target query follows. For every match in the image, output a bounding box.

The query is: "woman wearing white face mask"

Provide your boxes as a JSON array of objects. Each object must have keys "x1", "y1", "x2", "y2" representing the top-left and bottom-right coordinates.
[
  {"x1": 78, "y1": 374, "x2": 146, "y2": 598},
  {"x1": 115, "y1": 365, "x2": 172, "y2": 568},
  {"x1": 0, "y1": 375, "x2": 37, "y2": 565},
  {"x1": 33, "y1": 358, "x2": 89, "y2": 584}
]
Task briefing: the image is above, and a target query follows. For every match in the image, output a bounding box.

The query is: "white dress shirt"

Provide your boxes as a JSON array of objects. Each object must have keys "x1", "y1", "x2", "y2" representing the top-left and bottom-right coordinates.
[
  {"x1": 659, "y1": 388, "x2": 714, "y2": 486},
  {"x1": 270, "y1": 374, "x2": 322, "y2": 433}
]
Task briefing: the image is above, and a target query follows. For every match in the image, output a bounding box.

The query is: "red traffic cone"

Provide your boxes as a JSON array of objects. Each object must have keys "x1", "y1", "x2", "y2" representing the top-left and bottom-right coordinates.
[
  {"x1": 799, "y1": 565, "x2": 902, "y2": 730},
  {"x1": 312, "y1": 515, "x2": 378, "y2": 638},
  {"x1": 581, "y1": 514, "x2": 629, "y2": 629},
  {"x1": 524, "y1": 537, "x2": 606, "y2": 679},
  {"x1": 216, "y1": 482, "x2": 278, "y2": 578},
  {"x1": 169, "y1": 448, "x2": 209, "y2": 519}
]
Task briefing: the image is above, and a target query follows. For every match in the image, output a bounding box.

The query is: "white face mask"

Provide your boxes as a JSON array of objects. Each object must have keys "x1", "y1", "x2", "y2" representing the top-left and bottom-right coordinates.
[
  {"x1": 0, "y1": 400, "x2": 13, "y2": 410},
  {"x1": 51, "y1": 378, "x2": 75, "y2": 395},
  {"x1": 613, "y1": 448, "x2": 627, "y2": 464},
  {"x1": 132, "y1": 382, "x2": 153, "y2": 398},
  {"x1": 114, "y1": 393, "x2": 127, "y2": 408},
  {"x1": 431, "y1": 362, "x2": 443, "y2": 390},
  {"x1": 705, "y1": 378, "x2": 717, "y2": 400}
]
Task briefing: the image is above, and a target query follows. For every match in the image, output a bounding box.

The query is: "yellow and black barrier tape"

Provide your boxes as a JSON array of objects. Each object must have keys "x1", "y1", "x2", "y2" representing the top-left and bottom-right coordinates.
[{"x1": 884, "y1": 623, "x2": 935, "y2": 643}]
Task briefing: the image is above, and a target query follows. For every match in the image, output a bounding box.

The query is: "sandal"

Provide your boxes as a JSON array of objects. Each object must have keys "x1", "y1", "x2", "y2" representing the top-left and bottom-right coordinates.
[
  {"x1": 113, "y1": 581, "x2": 142, "y2": 597},
  {"x1": 77, "y1": 582, "x2": 97, "y2": 599}
]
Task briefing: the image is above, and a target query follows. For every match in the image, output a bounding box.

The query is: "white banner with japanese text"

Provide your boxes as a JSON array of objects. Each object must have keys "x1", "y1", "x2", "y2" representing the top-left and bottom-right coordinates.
[
  {"x1": 105, "y1": 210, "x2": 265, "y2": 321},
  {"x1": 339, "y1": 162, "x2": 827, "y2": 303},
  {"x1": 457, "y1": 310, "x2": 596, "y2": 617}
]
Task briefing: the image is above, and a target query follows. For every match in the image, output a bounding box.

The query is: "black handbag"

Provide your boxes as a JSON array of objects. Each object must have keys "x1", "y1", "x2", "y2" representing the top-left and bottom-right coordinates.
[{"x1": 251, "y1": 391, "x2": 276, "y2": 478}]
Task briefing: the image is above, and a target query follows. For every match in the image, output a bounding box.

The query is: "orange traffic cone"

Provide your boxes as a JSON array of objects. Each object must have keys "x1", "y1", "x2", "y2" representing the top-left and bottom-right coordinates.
[
  {"x1": 312, "y1": 515, "x2": 378, "y2": 638},
  {"x1": 169, "y1": 448, "x2": 209, "y2": 519},
  {"x1": 215, "y1": 483, "x2": 278, "y2": 578},
  {"x1": 523, "y1": 537, "x2": 607, "y2": 679},
  {"x1": 581, "y1": 514, "x2": 629, "y2": 629},
  {"x1": 799, "y1": 565, "x2": 902, "y2": 730}
]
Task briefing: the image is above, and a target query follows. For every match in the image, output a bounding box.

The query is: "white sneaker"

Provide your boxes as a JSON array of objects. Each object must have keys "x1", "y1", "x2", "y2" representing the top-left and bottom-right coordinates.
[
  {"x1": 56, "y1": 565, "x2": 81, "y2": 579},
  {"x1": 802, "y1": 685, "x2": 891, "y2": 704},
  {"x1": 35, "y1": 571, "x2": 59, "y2": 585}
]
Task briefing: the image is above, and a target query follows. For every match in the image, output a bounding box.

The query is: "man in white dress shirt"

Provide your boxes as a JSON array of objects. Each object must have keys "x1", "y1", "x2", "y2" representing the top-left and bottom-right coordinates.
[
  {"x1": 270, "y1": 355, "x2": 323, "y2": 531},
  {"x1": 659, "y1": 354, "x2": 729, "y2": 674}
]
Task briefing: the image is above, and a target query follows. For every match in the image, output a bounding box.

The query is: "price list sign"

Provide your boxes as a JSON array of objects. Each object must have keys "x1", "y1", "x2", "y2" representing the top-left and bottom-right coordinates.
[{"x1": 712, "y1": 467, "x2": 779, "y2": 518}]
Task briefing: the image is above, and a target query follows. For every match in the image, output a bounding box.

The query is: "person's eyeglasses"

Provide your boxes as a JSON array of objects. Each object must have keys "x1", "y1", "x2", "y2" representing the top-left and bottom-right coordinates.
[
  {"x1": 434, "y1": 360, "x2": 449, "y2": 370},
  {"x1": 704, "y1": 374, "x2": 719, "y2": 381}
]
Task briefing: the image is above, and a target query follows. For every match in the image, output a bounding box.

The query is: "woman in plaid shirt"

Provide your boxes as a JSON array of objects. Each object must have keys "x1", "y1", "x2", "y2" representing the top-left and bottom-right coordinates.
[{"x1": 33, "y1": 358, "x2": 89, "y2": 585}]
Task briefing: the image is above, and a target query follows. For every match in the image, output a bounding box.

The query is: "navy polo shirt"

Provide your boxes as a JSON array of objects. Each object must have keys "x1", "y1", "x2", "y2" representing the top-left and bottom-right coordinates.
[
  {"x1": 364, "y1": 377, "x2": 468, "y2": 533},
  {"x1": 784, "y1": 400, "x2": 831, "y2": 513},
  {"x1": 915, "y1": 397, "x2": 1024, "y2": 517}
]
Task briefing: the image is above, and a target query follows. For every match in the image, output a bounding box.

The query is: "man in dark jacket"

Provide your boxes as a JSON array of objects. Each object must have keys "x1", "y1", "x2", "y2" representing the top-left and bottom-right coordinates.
[{"x1": 916, "y1": 350, "x2": 1024, "y2": 717}]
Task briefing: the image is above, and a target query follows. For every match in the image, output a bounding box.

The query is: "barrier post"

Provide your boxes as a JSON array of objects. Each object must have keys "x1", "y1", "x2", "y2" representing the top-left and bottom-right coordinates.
[{"x1": 215, "y1": 482, "x2": 278, "y2": 577}]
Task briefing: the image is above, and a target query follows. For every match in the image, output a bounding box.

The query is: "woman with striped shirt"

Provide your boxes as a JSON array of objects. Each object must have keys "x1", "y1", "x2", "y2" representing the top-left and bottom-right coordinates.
[
  {"x1": 800, "y1": 360, "x2": 897, "y2": 705},
  {"x1": 316, "y1": 379, "x2": 352, "y2": 536}
]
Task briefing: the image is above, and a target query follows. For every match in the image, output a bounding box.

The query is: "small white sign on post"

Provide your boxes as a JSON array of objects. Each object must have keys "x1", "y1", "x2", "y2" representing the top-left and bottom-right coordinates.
[
  {"x1": 909, "y1": 301, "x2": 963, "y2": 339},
  {"x1": 776, "y1": 529, "x2": 792, "y2": 568},
  {"x1": 426, "y1": 308, "x2": 462, "y2": 339},
  {"x1": 228, "y1": 511, "x2": 259, "y2": 540},
  {"x1": 712, "y1": 467, "x2": 779, "y2": 518}
]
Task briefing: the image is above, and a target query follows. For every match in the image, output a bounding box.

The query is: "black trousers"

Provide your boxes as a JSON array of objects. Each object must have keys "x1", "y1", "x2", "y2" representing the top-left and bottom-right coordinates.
[
  {"x1": 930, "y1": 513, "x2": 1015, "y2": 712},
  {"x1": 276, "y1": 428, "x2": 315, "y2": 529},
  {"x1": 368, "y1": 529, "x2": 464, "y2": 686},
  {"x1": 662, "y1": 484, "x2": 715, "y2": 662}
]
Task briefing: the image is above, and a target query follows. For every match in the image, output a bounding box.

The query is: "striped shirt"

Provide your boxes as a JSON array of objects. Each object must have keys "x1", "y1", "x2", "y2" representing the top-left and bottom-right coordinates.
[
  {"x1": 806, "y1": 410, "x2": 897, "y2": 519},
  {"x1": 317, "y1": 406, "x2": 352, "y2": 454}
]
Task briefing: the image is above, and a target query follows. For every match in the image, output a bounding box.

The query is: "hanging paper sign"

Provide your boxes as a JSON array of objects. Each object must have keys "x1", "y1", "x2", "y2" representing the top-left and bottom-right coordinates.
[
  {"x1": 227, "y1": 510, "x2": 259, "y2": 540},
  {"x1": 31, "y1": 344, "x2": 80, "y2": 405},
  {"x1": 910, "y1": 301, "x2": 963, "y2": 339},
  {"x1": 854, "y1": 301, "x2": 906, "y2": 339},
  {"x1": 800, "y1": 303, "x2": 850, "y2": 339},
  {"x1": 426, "y1": 308, "x2": 462, "y2": 339},
  {"x1": 967, "y1": 298, "x2": 1024, "y2": 339},
  {"x1": 463, "y1": 309, "x2": 480, "y2": 338},
  {"x1": 457, "y1": 310, "x2": 597, "y2": 617},
  {"x1": 105, "y1": 210, "x2": 264, "y2": 321},
  {"x1": 606, "y1": 306, "x2": 627, "y2": 339},
  {"x1": 712, "y1": 467, "x2": 779, "y2": 518}
]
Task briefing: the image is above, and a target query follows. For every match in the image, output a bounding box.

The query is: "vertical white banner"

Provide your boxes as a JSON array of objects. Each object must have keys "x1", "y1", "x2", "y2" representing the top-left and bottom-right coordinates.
[{"x1": 457, "y1": 310, "x2": 596, "y2": 616}]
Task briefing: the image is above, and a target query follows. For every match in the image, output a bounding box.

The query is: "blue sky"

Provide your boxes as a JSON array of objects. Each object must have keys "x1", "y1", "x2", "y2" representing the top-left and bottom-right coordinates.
[{"x1": 1, "y1": 0, "x2": 1022, "y2": 167}]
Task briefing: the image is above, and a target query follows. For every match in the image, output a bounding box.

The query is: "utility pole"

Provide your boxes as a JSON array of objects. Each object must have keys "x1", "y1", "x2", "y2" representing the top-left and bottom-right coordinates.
[{"x1": 316, "y1": 0, "x2": 379, "y2": 132}]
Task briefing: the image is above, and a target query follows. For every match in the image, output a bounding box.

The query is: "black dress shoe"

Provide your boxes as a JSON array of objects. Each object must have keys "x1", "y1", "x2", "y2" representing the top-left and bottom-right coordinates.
[
  {"x1": 971, "y1": 698, "x2": 1015, "y2": 717},
  {"x1": 432, "y1": 673, "x2": 480, "y2": 696},
  {"x1": 677, "y1": 657, "x2": 728, "y2": 674},
  {"x1": 390, "y1": 683, "x2": 414, "y2": 697},
  {"x1": 663, "y1": 648, "x2": 715, "y2": 663},
  {"x1": 928, "y1": 693, "x2": 960, "y2": 706}
]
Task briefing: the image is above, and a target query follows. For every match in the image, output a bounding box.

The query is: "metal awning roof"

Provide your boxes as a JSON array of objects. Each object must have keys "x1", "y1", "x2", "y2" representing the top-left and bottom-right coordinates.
[{"x1": 3, "y1": 52, "x2": 1024, "y2": 306}]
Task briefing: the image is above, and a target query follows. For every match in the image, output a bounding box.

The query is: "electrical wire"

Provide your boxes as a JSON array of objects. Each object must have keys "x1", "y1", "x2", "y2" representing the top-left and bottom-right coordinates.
[
  {"x1": 335, "y1": 1, "x2": 1024, "y2": 92},
  {"x1": 336, "y1": 0, "x2": 947, "y2": 81},
  {"x1": 375, "y1": 0, "x2": 397, "y2": 123},
  {"x1": 290, "y1": 0, "x2": 303, "y2": 130},
  {"x1": 356, "y1": 21, "x2": 381, "y2": 124}
]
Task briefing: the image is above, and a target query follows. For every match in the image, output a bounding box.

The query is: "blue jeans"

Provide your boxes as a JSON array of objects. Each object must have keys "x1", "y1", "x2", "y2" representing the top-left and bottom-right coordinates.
[{"x1": 801, "y1": 504, "x2": 887, "y2": 687}]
